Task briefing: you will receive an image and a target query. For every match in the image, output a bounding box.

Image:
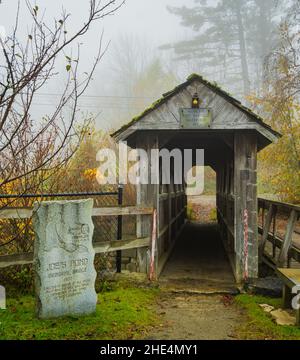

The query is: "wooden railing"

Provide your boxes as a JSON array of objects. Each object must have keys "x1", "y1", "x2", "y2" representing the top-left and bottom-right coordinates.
[
  {"x1": 0, "y1": 206, "x2": 154, "y2": 269},
  {"x1": 258, "y1": 198, "x2": 300, "y2": 269},
  {"x1": 157, "y1": 190, "x2": 186, "y2": 275},
  {"x1": 2, "y1": 197, "x2": 300, "y2": 272}
]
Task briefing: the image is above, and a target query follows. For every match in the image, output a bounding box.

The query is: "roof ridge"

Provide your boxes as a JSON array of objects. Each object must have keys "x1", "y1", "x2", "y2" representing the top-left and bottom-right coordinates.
[{"x1": 111, "y1": 73, "x2": 281, "y2": 139}]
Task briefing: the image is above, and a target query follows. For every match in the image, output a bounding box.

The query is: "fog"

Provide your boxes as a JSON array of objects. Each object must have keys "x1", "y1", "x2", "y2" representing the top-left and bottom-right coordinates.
[{"x1": 0, "y1": 0, "x2": 292, "y2": 130}]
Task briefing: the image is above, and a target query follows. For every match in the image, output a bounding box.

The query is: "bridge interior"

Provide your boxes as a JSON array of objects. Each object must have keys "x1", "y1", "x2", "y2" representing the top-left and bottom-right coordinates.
[
  {"x1": 159, "y1": 223, "x2": 237, "y2": 292},
  {"x1": 153, "y1": 130, "x2": 236, "y2": 284}
]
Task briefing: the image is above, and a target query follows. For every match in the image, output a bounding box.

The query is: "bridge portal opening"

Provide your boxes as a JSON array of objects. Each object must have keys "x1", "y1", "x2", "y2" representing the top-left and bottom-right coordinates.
[
  {"x1": 158, "y1": 154, "x2": 236, "y2": 289},
  {"x1": 187, "y1": 166, "x2": 216, "y2": 224}
]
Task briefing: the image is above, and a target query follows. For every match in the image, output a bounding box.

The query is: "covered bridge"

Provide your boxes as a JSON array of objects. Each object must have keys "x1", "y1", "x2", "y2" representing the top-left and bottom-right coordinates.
[{"x1": 112, "y1": 74, "x2": 280, "y2": 284}]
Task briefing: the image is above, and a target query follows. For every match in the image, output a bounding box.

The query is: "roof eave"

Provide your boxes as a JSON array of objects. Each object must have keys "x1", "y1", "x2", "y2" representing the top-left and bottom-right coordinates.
[{"x1": 111, "y1": 73, "x2": 281, "y2": 142}]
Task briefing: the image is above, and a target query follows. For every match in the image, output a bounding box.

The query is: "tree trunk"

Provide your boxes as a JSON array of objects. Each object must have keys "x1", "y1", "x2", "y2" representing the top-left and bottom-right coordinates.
[
  {"x1": 235, "y1": 0, "x2": 251, "y2": 96},
  {"x1": 256, "y1": 0, "x2": 271, "y2": 89}
]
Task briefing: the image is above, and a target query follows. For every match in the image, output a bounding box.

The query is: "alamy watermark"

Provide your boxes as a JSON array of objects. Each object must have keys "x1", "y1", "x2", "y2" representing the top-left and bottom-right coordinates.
[
  {"x1": 292, "y1": 285, "x2": 300, "y2": 310},
  {"x1": 96, "y1": 142, "x2": 205, "y2": 196},
  {"x1": 0, "y1": 285, "x2": 5, "y2": 310}
]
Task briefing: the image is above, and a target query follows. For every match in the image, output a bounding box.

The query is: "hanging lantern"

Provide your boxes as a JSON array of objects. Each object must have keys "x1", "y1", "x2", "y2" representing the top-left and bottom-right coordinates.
[{"x1": 192, "y1": 92, "x2": 200, "y2": 108}]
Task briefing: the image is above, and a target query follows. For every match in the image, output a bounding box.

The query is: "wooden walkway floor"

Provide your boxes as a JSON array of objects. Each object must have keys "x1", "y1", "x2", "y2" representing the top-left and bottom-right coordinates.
[{"x1": 159, "y1": 222, "x2": 237, "y2": 293}]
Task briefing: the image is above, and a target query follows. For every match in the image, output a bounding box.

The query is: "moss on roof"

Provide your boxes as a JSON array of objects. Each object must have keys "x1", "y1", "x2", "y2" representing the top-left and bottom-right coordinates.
[{"x1": 111, "y1": 73, "x2": 281, "y2": 139}]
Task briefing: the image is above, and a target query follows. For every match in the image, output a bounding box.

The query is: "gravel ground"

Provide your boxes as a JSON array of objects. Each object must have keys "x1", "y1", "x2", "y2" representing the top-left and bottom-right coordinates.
[{"x1": 147, "y1": 292, "x2": 244, "y2": 340}]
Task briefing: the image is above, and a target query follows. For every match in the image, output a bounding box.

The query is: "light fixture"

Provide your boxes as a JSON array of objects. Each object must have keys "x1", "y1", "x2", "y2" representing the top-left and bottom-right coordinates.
[{"x1": 192, "y1": 92, "x2": 200, "y2": 109}]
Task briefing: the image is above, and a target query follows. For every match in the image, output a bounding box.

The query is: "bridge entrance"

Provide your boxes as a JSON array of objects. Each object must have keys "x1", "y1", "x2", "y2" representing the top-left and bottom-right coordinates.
[
  {"x1": 112, "y1": 74, "x2": 280, "y2": 284},
  {"x1": 160, "y1": 223, "x2": 236, "y2": 292}
]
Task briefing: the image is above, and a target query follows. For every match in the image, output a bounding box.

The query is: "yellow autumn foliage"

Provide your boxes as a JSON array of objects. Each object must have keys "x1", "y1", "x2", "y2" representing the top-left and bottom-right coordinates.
[{"x1": 248, "y1": 94, "x2": 300, "y2": 204}]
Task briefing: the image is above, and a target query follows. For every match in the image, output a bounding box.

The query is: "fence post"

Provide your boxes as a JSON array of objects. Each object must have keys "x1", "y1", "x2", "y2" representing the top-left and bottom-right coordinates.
[
  {"x1": 149, "y1": 209, "x2": 157, "y2": 281},
  {"x1": 259, "y1": 203, "x2": 274, "y2": 261},
  {"x1": 278, "y1": 209, "x2": 298, "y2": 268},
  {"x1": 116, "y1": 185, "x2": 123, "y2": 273}
]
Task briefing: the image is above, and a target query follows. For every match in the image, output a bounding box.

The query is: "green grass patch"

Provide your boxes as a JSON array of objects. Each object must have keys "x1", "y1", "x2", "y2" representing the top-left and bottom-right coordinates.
[
  {"x1": 235, "y1": 294, "x2": 300, "y2": 340},
  {"x1": 0, "y1": 283, "x2": 160, "y2": 340}
]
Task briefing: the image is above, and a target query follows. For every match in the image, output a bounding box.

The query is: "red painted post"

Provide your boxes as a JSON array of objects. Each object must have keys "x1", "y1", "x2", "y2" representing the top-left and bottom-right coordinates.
[
  {"x1": 243, "y1": 209, "x2": 249, "y2": 281},
  {"x1": 149, "y1": 209, "x2": 157, "y2": 281}
]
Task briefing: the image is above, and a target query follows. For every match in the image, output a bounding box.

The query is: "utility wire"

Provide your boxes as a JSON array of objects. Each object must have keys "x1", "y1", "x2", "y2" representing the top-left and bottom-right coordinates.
[
  {"x1": 31, "y1": 93, "x2": 156, "y2": 100},
  {"x1": 31, "y1": 103, "x2": 146, "y2": 109}
]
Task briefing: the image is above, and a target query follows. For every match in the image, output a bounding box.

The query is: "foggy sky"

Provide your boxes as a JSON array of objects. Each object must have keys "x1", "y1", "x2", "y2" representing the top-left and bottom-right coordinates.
[
  {"x1": 0, "y1": 0, "x2": 196, "y2": 129},
  {"x1": 0, "y1": 0, "x2": 194, "y2": 80}
]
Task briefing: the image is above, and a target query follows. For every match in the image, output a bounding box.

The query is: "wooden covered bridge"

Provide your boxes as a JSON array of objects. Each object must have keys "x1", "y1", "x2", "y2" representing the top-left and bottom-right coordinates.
[
  {"x1": 1, "y1": 74, "x2": 299, "y2": 292},
  {"x1": 112, "y1": 73, "x2": 281, "y2": 284}
]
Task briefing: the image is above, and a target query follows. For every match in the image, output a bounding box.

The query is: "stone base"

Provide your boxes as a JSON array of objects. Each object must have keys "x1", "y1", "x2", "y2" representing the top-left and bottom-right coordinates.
[{"x1": 247, "y1": 276, "x2": 283, "y2": 297}]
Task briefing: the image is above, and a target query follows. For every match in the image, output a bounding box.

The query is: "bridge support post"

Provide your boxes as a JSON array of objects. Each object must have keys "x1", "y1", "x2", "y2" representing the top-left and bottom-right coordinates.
[
  {"x1": 234, "y1": 132, "x2": 258, "y2": 282},
  {"x1": 136, "y1": 135, "x2": 159, "y2": 275}
]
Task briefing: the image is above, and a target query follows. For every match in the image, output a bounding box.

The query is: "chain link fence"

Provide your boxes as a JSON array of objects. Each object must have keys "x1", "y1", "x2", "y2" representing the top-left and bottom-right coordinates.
[{"x1": 0, "y1": 185, "x2": 137, "y2": 292}]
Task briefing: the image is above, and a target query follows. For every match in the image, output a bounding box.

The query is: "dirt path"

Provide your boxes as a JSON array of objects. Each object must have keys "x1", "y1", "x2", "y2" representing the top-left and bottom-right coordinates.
[
  {"x1": 144, "y1": 222, "x2": 245, "y2": 340},
  {"x1": 147, "y1": 292, "x2": 243, "y2": 340},
  {"x1": 160, "y1": 223, "x2": 237, "y2": 293}
]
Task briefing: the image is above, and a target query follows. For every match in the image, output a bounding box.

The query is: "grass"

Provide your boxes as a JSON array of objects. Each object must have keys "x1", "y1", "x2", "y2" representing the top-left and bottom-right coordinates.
[
  {"x1": 235, "y1": 294, "x2": 300, "y2": 340},
  {"x1": 0, "y1": 282, "x2": 160, "y2": 340},
  {"x1": 3, "y1": 279, "x2": 300, "y2": 340}
]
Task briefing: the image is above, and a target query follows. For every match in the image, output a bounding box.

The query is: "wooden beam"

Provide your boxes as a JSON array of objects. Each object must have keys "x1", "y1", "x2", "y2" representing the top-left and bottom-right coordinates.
[
  {"x1": 259, "y1": 204, "x2": 274, "y2": 260},
  {"x1": 135, "y1": 134, "x2": 159, "y2": 274},
  {"x1": 92, "y1": 206, "x2": 153, "y2": 217},
  {"x1": 277, "y1": 210, "x2": 298, "y2": 267},
  {"x1": 0, "y1": 252, "x2": 33, "y2": 268},
  {"x1": 0, "y1": 237, "x2": 150, "y2": 268},
  {"x1": 0, "y1": 208, "x2": 33, "y2": 219},
  {"x1": 262, "y1": 252, "x2": 276, "y2": 270},
  {"x1": 258, "y1": 198, "x2": 300, "y2": 214},
  {"x1": 0, "y1": 206, "x2": 154, "y2": 219},
  {"x1": 94, "y1": 237, "x2": 150, "y2": 254},
  {"x1": 168, "y1": 182, "x2": 172, "y2": 246},
  {"x1": 258, "y1": 226, "x2": 300, "y2": 263},
  {"x1": 159, "y1": 192, "x2": 185, "y2": 202},
  {"x1": 234, "y1": 131, "x2": 258, "y2": 281}
]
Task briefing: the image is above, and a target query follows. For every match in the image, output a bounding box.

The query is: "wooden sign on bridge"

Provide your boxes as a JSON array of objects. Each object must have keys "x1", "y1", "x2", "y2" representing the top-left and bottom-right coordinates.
[{"x1": 179, "y1": 108, "x2": 212, "y2": 129}]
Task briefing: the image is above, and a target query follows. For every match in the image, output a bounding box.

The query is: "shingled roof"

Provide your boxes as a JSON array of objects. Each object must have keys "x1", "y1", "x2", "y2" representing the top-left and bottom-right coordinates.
[{"x1": 111, "y1": 73, "x2": 281, "y2": 140}]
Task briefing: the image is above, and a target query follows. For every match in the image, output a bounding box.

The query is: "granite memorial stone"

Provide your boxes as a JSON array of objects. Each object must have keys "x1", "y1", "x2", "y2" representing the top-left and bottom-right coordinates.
[{"x1": 33, "y1": 199, "x2": 97, "y2": 318}]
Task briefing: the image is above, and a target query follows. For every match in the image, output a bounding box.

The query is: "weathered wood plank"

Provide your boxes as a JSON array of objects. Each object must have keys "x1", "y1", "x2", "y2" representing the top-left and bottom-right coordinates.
[
  {"x1": 277, "y1": 210, "x2": 298, "y2": 267},
  {"x1": 93, "y1": 237, "x2": 150, "y2": 254},
  {"x1": 159, "y1": 192, "x2": 185, "y2": 202},
  {"x1": 0, "y1": 206, "x2": 154, "y2": 219},
  {"x1": 234, "y1": 132, "x2": 258, "y2": 281},
  {"x1": 276, "y1": 268, "x2": 300, "y2": 288},
  {"x1": 135, "y1": 135, "x2": 159, "y2": 274},
  {"x1": 262, "y1": 252, "x2": 277, "y2": 270},
  {"x1": 168, "y1": 177, "x2": 172, "y2": 246},
  {"x1": 259, "y1": 204, "x2": 274, "y2": 260},
  {"x1": 276, "y1": 268, "x2": 300, "y2": 325},
  {"x1": 159, "y1": 193, "x2": 168, "y2": 201},
  {"x1": 0, "y1": 237, "x2": 151, "y2": 268},
  {"x1": 0, "y1": 208, "x2": 33, "y2": 219},
  {"x1": 258, "y1": 198, "x2": 300, "y2": 214},
  {"x1": 0, "y1": 252, "x2": 33, "y2": 268},
  {"x1": 92, "y1": 206, "x2": 153, "y2": 217},
  {"x1": 258, "y1": 226, "x2": 300, "y2": 263},
  {"x1": 170, "y1": 207, "x2": 186, "y2": 226}
]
